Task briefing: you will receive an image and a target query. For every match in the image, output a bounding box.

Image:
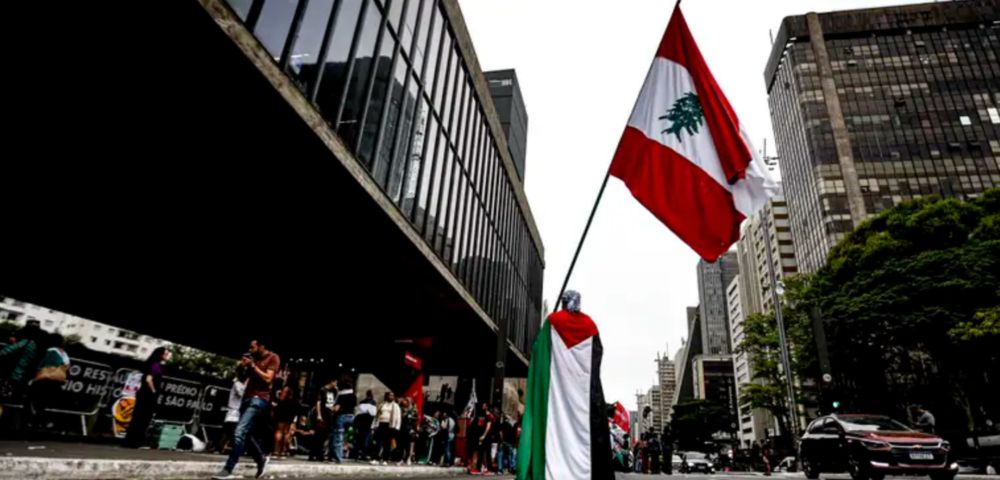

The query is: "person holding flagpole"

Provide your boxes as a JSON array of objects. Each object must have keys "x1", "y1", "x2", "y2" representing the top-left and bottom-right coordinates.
[
  {"x1": 529, "y1": 0, "x2": 778, "y2": 476},
  {"x1": 517, "y1": 290, "x2": 614, "y2": 480}
]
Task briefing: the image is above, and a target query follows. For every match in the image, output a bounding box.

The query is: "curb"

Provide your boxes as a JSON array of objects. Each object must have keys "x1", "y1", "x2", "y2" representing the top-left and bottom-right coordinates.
[{"x1": 0, "y1": 457, "x2": 468, "y2": 479}]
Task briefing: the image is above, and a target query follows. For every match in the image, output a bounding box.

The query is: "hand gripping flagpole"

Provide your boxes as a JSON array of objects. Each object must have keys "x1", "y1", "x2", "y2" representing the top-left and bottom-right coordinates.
[{"x1": 555, "y1": 0, "x2": 683, "y2": 311}]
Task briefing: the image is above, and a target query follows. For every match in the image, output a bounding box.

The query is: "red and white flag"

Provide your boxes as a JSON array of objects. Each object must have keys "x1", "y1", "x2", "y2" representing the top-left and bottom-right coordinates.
[
  {"x1": 613, "y1": 402, "x2": 630, "y2": 433},
  {"x1": 610, "y1": 4, "x2": 778, "y2": 261}
]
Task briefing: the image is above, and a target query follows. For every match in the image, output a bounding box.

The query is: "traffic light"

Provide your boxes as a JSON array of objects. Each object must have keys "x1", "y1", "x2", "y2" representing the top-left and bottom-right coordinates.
[{"x1": 831, "y1": 400, "x2": 841, "y2": 410}]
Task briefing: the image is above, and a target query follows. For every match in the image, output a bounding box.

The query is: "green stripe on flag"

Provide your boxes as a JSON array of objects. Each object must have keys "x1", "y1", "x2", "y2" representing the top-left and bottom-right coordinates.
[{"x1": 517, "y1": 321, "x2": 551, "y2": 480}]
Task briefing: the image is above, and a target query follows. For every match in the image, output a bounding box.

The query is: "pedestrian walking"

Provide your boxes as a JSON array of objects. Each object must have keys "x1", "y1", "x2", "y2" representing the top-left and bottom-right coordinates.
[
  {"x1": 212, "y1": 339, "x2": 280, "y2": 480},
  {"x1": 124, "y1": 347, "x2": 169, "y2": 448},
  {"x1": 370, "y1": 391, "x2": 401, "y2": 466}
]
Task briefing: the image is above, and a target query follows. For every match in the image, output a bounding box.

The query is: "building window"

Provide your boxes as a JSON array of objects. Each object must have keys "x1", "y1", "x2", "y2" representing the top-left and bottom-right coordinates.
[
  {"x1": 105, "y1": 340, "x2": 111, "y2": 346},
  {"x1": 960, "y1": 115, "x2": 972, "y2": 126},
  {"x1": 90, "y1": 337, "x2": 97, "y2": 343},
  {"x1": 989, "y1": 108, "x2": 1000, "y2": 125}
]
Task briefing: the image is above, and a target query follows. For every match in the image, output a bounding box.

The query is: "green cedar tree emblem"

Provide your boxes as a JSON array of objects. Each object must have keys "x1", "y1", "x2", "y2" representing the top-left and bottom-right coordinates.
[{"x1": 659, "y1": 92, "x2": 705, "y2": 142}]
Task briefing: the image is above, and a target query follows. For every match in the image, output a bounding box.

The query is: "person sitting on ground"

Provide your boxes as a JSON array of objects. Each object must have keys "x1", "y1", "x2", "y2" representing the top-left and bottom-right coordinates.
[{"x1": 28, "y1": 332, "x2": 71, "y2": 430}]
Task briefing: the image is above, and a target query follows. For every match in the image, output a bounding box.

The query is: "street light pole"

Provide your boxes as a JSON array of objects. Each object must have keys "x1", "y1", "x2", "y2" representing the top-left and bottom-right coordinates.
[{"x1": 761, "y1": 204, "x2": 801, "y2": 439}]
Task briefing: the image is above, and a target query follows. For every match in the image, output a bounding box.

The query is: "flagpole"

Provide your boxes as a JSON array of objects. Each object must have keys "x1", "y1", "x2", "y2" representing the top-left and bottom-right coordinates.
[{"x1": 555, "y1": 169, "x2": 613, "y2": 310}]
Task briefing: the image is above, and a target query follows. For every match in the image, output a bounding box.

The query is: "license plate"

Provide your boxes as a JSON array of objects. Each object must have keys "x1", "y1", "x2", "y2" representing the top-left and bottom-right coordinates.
[{"x1": 909, "y1": 451, "x2": 934, "y2": 460}]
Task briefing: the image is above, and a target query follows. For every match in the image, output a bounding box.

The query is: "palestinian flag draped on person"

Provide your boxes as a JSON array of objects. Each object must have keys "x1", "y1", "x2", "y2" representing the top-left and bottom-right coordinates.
[{"x1": 517, "y1": 290, "x2": 614, "y2": 480}]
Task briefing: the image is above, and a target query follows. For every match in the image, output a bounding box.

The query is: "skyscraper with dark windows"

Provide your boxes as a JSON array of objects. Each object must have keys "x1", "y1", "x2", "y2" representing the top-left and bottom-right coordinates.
[{"x1": 765, "y1": 1, "x2": 1000, "y2": 273}]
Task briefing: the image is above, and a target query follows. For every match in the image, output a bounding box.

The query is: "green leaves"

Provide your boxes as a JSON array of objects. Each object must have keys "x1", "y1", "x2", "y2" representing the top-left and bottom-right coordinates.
[{"x1": 790, "y1": 188, "x2": 1000, "y2": 432}]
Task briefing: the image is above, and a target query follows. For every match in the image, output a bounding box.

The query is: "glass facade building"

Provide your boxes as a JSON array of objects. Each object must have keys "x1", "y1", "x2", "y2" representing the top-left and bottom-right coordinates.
[
  {"x1": 224, "y1": 0, "x2": 544, "y2": 354},
  {"x1": 765, "y1": 1, "x2": 1000, "y2": 273}
]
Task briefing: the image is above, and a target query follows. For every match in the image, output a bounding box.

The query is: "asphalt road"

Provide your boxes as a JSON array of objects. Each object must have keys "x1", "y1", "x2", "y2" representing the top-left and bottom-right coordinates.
[{"x1": 286, "y1": 474, "x2": 969, "y2": 480}]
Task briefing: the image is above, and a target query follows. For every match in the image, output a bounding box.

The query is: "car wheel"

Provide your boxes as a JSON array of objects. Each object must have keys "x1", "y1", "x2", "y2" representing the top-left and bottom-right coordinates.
[
  {"x1": 847, "y1": 453, "x2": 870, "y2": 480},
  {"x1": 801, "y1": 457, "x2": 820, "y2": 480},
  {"x1": 929, "y1": 472, "x2": 957, "y2": 480}
]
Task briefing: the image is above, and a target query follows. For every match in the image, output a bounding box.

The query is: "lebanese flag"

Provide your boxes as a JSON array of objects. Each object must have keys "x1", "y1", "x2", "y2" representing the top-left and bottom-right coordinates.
[
  {"x1": 517, "y1": 311, "x2": 614, "y2": 480},
  {"x1": 610, "y1": 4, "x2": 778, "y2": 261}
]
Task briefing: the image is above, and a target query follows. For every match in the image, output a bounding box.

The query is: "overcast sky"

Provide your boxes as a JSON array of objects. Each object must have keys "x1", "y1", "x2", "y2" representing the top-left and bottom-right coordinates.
[{"x1": 458, "y1": 0, "x2": 928, "y2": 411}]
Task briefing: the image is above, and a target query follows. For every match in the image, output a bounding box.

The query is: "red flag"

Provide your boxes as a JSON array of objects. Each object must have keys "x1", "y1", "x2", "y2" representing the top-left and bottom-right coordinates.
[
  {"x1": 613, "y1": 402, "x2": 631, "y2": 433},
  {"x1": 610, "y1": 4, "x2": 777, "y2": 261}
]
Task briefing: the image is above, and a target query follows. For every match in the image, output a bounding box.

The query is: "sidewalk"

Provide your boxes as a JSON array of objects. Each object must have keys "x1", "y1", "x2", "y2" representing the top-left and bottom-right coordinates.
[{"x1": 0, "y1": 440, "x2": 468, "y2": 479}]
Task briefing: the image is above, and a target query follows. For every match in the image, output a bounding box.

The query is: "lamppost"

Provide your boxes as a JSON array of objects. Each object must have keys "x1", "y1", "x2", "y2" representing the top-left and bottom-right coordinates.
[{"x1": 761, "y1": 205, "x2": 800, "y2": 439}]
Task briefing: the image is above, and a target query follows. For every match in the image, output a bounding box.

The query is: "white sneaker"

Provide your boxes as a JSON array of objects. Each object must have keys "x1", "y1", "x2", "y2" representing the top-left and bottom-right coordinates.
[
  {"x1": 370, "y1": 460, "x2": 379, "y2": 465},
  {"x1": 406, "y1": 459, "x2": 412, "y2": 465},
  {"x1": 381, "y1": 461, "x2": 388, "y2": 466}
]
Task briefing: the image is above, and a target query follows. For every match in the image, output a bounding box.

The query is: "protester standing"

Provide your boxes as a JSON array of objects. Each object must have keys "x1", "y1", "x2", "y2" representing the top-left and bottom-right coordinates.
[
  {"x1": 329, "y1": 374, "x2": 357, "y2": 463},
  {"x1": 124, "y1": 347, "x2": 168, "y2": 448},
  {"x1": 370, "y1": 391, "x2": 401, "y2": 466}
]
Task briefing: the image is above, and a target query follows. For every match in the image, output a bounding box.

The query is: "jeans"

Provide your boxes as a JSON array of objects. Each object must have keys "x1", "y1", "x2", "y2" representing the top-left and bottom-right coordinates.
[
  {"x1": 329, "y1": 414, "x2": 354, "y2": 462},
  {"x1": 444, "y1": 437, "x2": 454, "y2": 465},
  {"x1": 497, "y1": 442, "x2": 515, "y2": 472},
  {"x1": 223, "y1": 397, "x2": 268, "y2": 473}
]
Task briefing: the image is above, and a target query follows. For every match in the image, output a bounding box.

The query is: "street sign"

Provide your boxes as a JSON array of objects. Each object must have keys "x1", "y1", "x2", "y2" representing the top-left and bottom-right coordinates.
[{"x1": 822, "y1": 373, "x2": 833, "y2": 383}]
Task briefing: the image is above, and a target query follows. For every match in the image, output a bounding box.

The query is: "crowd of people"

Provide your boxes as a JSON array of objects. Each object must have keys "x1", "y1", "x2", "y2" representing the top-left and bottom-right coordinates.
[
  {"x1": 196, "y1": 339, "x2": 522, "y2": 478},
  {"x1": 3, "y1": 330, "x2": 526, "y2": 477}
]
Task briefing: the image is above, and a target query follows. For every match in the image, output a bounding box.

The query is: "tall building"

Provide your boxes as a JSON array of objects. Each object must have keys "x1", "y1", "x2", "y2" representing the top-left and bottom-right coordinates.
[
  {"x1": 638, "y1": 348, "x2": 679, "y2": 434},
  {"x1": 727, "y1": 277, "x2": 778, "y2": 447},
  {"x1": 647, "y1": 385, "x2": 665, "y2": 434},
  {"x1": 656, "y1": 351, "x2": 678, "y2": 424},
  {"x1": 765, "y1": 0, "x2": 1000, "y2": 273},
  {"x1": 691, "y1": 354, "x2": 739, "y2": 441},
  {"x1": 485, "y1": 70, "x2": 529, "y2": 181},
  {"x1": 735, "y1": 195, "x2": 798, "y2": 318},
  {"x1": 3, "y1": 0, "x2": 546, "y2": 399},
  {"x1": 686, "y1": 305, "x2": 699, "y2": 332},
  {"x1": 696, "y1": 252, "x2": 740, "y2": 355}
]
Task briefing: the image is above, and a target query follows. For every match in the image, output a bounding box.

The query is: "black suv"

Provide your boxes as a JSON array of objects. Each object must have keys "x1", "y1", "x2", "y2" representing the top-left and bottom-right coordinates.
[{"x1": 799, "y1": 414, "x2": 957, "y2": 480}]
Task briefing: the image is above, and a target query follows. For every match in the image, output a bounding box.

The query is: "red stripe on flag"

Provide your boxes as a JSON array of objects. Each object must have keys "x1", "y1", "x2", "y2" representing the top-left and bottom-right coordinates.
[
  {"x1": 655, "y1": 6, "x2": 751, "y2": 185},
  {"x1": 610, "y1": 127, "x2": 744, "y2": 261},
  {"x1": 548, "y1": 310, "x2": 598, "y2": 349}
]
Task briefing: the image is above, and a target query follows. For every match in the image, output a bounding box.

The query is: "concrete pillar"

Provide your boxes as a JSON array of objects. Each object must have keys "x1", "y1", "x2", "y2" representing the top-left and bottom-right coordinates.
[{"x1": 806, "y1": 12, "x2": 867, "y2": 227}]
